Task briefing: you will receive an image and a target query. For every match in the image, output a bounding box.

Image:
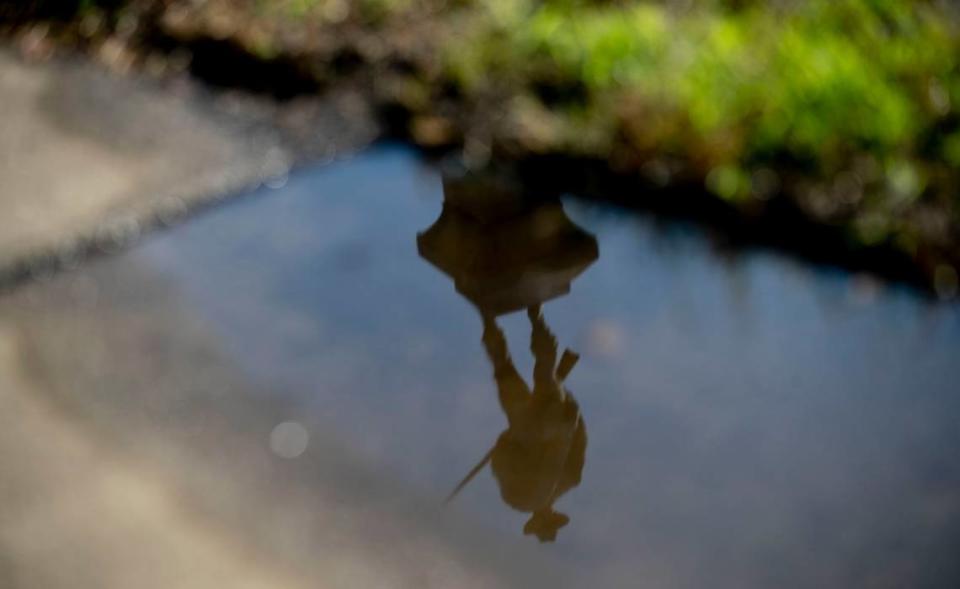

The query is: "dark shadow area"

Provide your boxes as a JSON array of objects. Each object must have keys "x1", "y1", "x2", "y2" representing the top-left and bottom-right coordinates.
[
  {"x1": 147, "y1": 34, "x2": 323, "y2": 100},
  {"x1": 509, "y1": 155, "x2": 935, "y2": 293}
]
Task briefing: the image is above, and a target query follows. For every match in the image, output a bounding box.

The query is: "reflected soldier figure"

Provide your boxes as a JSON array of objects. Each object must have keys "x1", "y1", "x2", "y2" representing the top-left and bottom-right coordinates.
[
  {"x1": 482, "y1": 305, "x2": 586, "y2": 542},
  {"x1": 418, "y1": 174, "x2": 597, "y2": 542}
]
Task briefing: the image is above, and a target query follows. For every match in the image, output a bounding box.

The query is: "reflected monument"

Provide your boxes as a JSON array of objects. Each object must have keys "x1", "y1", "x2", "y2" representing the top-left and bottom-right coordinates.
[{"x1": 418, "y1": 175, "x2": 599, "y2": 542}]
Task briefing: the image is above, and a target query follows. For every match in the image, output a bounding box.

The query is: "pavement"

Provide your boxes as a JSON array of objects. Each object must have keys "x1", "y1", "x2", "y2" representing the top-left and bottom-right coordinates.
[
  {"x1": 0, "y1": 46, "x2": 378, "y2": 287},
  {"x1": 0, "y1": 48, "x2": 543, "y2": 588},
  {"x1": 0, "y1": 48, "x2": 280, "y2": 282},
  {"x1": 0, "y1": 259, "x2": 543, "y2": 589}
]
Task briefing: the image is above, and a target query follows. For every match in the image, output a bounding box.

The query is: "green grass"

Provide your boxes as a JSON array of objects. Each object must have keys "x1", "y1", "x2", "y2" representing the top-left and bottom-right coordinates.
[{"x1": 446, "y1": 0, "x2": 959, "y2": 203}]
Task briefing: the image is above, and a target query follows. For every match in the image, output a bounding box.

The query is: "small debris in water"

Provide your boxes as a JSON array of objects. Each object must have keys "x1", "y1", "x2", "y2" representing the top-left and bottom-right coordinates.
[{"x1": 270, "y1": 421, "x2": 310, "y2": 459}]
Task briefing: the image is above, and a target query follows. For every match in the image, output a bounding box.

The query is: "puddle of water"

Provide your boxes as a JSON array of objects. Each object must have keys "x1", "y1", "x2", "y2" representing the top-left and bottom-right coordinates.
[{"x1": 71, "y1": 146, "x2": 960, "y2": 586}]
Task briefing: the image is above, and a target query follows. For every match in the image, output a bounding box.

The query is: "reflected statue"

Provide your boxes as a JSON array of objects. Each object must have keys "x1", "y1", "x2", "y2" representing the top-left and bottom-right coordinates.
[{"x1": 418, "y1": 175, "x2": 598, "y2": 542}]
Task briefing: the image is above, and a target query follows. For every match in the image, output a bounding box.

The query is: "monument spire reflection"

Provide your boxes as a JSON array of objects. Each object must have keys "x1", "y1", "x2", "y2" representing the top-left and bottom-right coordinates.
[{"x1": 418, "y1": 175, "x2": 598, "y2": 542}]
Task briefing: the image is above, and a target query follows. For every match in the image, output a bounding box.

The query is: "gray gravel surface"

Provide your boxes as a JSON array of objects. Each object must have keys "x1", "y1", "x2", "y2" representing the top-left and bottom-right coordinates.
[{"x1": 0, "y1": 47, "x2": 378, "y2": 288}]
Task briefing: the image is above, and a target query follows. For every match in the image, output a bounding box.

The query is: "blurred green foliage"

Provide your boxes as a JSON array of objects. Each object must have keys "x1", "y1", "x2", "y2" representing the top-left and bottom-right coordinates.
[
  {"x1": 447, "y1": 0, "x2": 959, "y2": 200},
  {"x1": 254, "y1": 0, "x2": 429, "y2": 25}
]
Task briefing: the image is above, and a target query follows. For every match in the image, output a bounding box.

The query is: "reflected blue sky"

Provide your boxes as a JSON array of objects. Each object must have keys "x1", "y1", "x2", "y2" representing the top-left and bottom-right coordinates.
[{"x1": 133, "y1": 146, "x2": 960, "y2": 588}]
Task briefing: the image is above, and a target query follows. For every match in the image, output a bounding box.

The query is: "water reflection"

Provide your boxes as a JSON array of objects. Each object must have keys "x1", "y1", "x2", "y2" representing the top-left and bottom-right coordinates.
[
  {"x1": 418, "y1": 176, "x2": 598, "y2": 541},
  {"x1": 59, "y1": 147, "x2": 960, "y2": 586}
]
